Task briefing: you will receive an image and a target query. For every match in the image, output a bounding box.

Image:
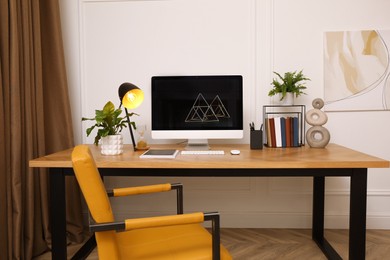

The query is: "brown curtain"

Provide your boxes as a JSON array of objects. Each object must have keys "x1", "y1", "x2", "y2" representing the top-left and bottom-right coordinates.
[{"x1": 0, "y1": 0, "x2": 84, "y2": 259}]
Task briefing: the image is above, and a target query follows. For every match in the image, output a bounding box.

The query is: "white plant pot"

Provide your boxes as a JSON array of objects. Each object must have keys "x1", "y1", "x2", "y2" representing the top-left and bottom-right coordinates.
[
  {"x1": 100, "y1": 134, "x2": 123, "y2": 155},
  {"x1": 279, "y1": 93, "x2": 294, "y2": 105}
]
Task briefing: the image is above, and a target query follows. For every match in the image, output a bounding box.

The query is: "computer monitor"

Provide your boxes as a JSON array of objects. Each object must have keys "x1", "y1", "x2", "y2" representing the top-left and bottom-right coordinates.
[{"x1": 151, "y1": 75, "x2": 243, "y2": 149}]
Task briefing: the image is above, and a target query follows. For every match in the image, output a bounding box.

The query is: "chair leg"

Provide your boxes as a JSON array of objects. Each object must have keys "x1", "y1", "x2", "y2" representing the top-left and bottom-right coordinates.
[{"x1": 205, "y1": 212, "x2": 221, "y2": 260}]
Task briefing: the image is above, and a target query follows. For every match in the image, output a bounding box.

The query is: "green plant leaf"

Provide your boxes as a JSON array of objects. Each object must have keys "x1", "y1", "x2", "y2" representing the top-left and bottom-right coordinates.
[
  {"x1": 81, "y1": 101, "x2": 139, "y2": 145},
  {"x1": 86, "y1": 125, "x2": 95, "y2": 137}
]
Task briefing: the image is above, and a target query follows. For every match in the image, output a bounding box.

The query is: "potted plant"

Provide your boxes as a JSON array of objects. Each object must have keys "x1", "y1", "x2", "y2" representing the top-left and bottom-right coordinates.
[
  {"x1": 268, "y1": 70, "x2": 310, "y2": 105},
  {"x1": 82, "y1": 101, "x2": 137, "y2": 155}
]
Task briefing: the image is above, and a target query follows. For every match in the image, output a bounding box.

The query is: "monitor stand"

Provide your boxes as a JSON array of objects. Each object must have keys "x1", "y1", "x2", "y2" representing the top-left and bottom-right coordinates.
[{"x1": 185, "y1": 139, "x2": 210, "y2": 150}]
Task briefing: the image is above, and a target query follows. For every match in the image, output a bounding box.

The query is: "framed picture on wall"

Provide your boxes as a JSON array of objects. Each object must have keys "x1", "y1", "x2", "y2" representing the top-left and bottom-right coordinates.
[{"x1": 324, "y1": 29, "x2": 390, "y2": 112}]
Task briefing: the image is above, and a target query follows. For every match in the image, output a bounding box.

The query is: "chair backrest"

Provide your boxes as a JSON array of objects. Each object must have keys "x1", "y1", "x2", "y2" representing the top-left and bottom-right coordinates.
[{"x1": 72, "y1": 145, "x2": 120, "y2": 259}]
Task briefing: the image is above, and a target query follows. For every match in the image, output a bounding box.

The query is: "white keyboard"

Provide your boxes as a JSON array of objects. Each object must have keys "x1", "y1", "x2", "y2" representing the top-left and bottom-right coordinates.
[{"x1": 181, "y1": 150, "x2": 225, "y2": 155}]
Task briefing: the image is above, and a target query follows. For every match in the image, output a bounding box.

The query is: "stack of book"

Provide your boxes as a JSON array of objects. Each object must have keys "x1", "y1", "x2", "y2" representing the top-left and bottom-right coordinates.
[{"x1": 265, "y1": 117, "x2": 301, "y2": 147}]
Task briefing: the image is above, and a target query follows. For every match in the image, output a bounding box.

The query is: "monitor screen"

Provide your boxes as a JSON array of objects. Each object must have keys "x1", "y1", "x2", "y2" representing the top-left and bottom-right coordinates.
[{"x1": 151, "y1": 75, "x2": 243, "y2": 147}]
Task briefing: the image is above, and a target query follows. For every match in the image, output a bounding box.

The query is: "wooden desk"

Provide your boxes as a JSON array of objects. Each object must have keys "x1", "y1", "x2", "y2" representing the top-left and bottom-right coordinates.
[{"x1": 29, "y1": 143, "x2": 389, "y2": 260}]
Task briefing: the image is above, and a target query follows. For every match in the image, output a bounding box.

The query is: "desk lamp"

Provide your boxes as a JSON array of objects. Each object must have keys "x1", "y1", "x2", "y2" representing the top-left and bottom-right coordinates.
[{"x1": 118, "y1": 82, "x2": 144, "y2": 151}]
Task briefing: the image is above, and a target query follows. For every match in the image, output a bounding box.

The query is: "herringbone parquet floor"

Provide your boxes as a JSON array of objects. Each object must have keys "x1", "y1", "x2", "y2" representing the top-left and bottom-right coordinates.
[{"x1": 35, "y1": 229, "x2": 390, "y2": 259}]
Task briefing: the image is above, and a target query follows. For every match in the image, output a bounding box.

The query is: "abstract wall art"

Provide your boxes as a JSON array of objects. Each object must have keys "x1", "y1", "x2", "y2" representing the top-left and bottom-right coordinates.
[{"x1": 324, "y1": 30, "x2": 390, "y2": 111}]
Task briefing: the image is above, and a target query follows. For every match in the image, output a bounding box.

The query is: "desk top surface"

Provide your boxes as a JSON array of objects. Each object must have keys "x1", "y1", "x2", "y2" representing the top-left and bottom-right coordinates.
[{"x1": 29, "y1": 143, "x2": 389, "y2": 169}]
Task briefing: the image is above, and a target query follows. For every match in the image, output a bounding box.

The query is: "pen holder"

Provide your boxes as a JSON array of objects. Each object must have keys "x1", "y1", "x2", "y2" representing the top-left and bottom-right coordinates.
[{"x1": 250, "y1": 130, "x2": 263, "y2": 150}]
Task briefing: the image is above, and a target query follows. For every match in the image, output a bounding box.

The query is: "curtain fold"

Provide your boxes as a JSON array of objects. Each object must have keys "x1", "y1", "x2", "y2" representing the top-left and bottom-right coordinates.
[
  {"x1": 0, "y1": 0, "x2": 10, "y2": 257},
  {"x1": 0, "y1": 0, "x2": 84, "y2": 259}
]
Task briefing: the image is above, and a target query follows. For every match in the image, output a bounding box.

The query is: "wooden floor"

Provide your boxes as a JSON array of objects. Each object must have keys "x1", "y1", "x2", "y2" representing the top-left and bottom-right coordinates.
[{"x1": 34, "y1": 229, "x2": 390, "y2": 259}]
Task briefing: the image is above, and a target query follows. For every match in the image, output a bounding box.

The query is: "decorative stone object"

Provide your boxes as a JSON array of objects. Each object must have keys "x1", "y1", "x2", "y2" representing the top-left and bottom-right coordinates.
[
  {"x1": 305, "y1": 98, "x2": 330, "y2": 148},
  {"x1": 100, "y1": 134, "x2": 124, "y2": 155}
]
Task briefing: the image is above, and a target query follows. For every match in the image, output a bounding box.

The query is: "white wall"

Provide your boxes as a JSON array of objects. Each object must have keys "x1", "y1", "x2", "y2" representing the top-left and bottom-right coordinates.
[{"x1": 60, "y1": 0, "x2": 390, "y2": 229}]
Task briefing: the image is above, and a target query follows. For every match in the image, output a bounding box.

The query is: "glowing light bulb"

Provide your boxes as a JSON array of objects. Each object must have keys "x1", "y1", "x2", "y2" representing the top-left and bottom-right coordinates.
[{"x1": 127, "y1": 92, "x2": 136, "y2": 102}]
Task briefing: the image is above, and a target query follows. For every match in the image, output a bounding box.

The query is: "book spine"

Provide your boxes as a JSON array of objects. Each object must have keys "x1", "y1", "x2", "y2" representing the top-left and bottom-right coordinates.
[
  {"x1": 269, "y1": 118, "x2": 276, "y2": 147},
  {"x1": 293, "y1": 117, "x2": 299, "y2": 147},
  {"x1": 265, "y1": 119, "x2": 271, "y2": 147},
  {"x1": 280, "y1": 117, "x2": 286, "y2": 148},
  {"x1": 285, "y1": 117, "x2": 291, "y2": 147},
  {"x1": 274, "y1": 117, "x2": 282, "y2": 148}
]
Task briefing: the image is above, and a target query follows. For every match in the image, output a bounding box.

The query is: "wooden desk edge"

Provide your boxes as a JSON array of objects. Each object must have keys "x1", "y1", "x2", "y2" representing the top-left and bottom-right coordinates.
[{"x1": 29, "y1": 144, "x2": 390, "y2": 169}]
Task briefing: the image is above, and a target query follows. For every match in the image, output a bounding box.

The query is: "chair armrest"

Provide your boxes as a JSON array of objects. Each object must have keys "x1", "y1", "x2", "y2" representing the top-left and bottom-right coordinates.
[
  {"x1": 108, "y1": 183, "x2": 183, "y2": 214},
  {"x1": 108, "y1": 183, "x2": 172, "y2": 196},
  {"x1": 89, "y1": 212, "x2": 204, "y2": 232},
  {"x1": 90, "y1": 211, "x2": 221, "y2": 260},
  {"x1": 125, "y1": 212, "x2": 204, "y2": 230}
]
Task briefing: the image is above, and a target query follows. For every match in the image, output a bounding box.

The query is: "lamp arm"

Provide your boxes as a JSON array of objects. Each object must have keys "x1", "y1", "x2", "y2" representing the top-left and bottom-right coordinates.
[{"x1": 124, "y1": 108, "x2": 137, "y2": 151}]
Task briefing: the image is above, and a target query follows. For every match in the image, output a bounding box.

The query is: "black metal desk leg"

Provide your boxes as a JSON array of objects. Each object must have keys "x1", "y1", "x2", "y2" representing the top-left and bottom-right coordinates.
[
  {"x1": 312, "y1": 176, "x2": 342, "y2": 260},
  {"x1": 312, "y1": 176, "x2": 325, "y2": 242},
  {"x1": 349, "y1": 169, "x2": 367, "y2": 260},
  {"x1": 50, "y1": 168, "x2": 67, "y2": 260}
]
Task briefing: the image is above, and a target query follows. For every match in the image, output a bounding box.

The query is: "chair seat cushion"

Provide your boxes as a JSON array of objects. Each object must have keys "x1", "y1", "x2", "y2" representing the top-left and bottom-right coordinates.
[{"x1": 114, "y1": 223, "x2": 232, "y2": 260}]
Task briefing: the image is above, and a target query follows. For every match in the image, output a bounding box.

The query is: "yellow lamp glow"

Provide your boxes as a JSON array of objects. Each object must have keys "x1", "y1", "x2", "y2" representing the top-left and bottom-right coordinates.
[
  {"x1": 122, "y1": 89, "x2": 144, "y2": 109},
  {"x1": 119, "y1": 83, "x2": 144, "y2": 109}
]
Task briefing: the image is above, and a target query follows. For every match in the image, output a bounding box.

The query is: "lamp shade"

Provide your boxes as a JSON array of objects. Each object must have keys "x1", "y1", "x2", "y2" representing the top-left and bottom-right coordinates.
[{"x1": 118, "y1": 82, "x2": 144, "y2": 109}]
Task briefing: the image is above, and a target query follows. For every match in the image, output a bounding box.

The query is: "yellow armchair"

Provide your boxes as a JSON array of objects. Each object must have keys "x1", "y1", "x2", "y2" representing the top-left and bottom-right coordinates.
[{"x1": 72, "y1": 145, "x2": 232, "y2": 260}]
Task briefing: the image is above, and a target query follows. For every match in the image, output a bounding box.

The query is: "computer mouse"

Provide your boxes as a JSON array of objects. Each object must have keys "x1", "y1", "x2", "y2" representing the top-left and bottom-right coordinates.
[{"x1": 230, "y1": 150, "x2": 240, "y2": 155}]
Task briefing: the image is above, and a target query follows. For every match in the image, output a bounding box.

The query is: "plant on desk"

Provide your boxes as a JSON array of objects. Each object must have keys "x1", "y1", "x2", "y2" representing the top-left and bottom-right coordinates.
[
  {"x1": 82, "y1": 101, "x2": 138, "y2": 155},
  {"x1": 268, "y1": 70, "x2": 310, "y2": 105}
]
